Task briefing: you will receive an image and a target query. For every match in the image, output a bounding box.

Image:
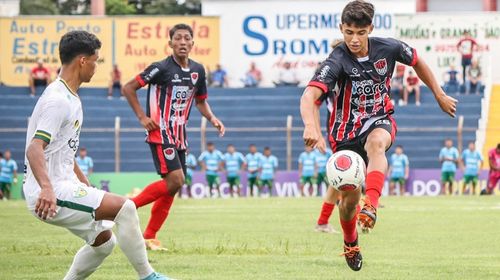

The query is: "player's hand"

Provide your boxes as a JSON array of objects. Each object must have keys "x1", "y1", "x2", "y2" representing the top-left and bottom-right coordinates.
[
  {"x1": 210, "y1": 116, "x2": 225, "y2": 137},
  {"x1": 436, "y1": 94, "x2": 458, "y2": 118},
  {"x1": 139, "y1": 116, "x2": 160, "y2": 131},
  {"x1": 303, "y1": 125, "x2": 320, "y2": 147},
  {"x1": 35, "y1": 187, "x2": 57, "y2": 220},
  {"x1": 315, "y1": 136, "x2": 327, "y2": 154}
]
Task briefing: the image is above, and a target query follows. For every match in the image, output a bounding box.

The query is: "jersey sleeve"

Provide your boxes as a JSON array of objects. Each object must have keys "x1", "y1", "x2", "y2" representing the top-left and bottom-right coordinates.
[
  {"x1": 198, "y1": 152, "x2": 206, "y2": 162},
  {"x1": 389, "y1": 38, "x2": 418, "y2": 67},
  {"x1": 298, "y1": 153, "x2": 304, "y2": 164},
  {"x1": 33, "y1": 97, "x2": 70, "y2": 144},
  {"x1": 273, "y1": 157, "x2": 278, "y2": 168},
  {"x1": 135, "y1": 62, "x2": 162, "y2": 87},
  {"x1": 195, "y1": 67, "x2": 208, "y2": 100},
  {"x1": 308, "y1": 55, "x2": 342, "y2": 94},
  {"x1": 88, "y1": 157, "x2": 94, "y2": 169},
  {"x1": 404, "y1": 155, "x2": 410, "y2": 167},
  {"x1": 12, "y1": 161, "x2": 18, "y2": 172}
]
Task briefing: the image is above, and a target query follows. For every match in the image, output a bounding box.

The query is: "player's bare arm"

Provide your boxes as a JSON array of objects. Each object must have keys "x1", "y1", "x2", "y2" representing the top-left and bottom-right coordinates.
[
  {"x1": 74, "y1": 161, "x2": 90, "y2": 187},
  {"x1": 313, "y1": 101, "x2": 327, "y2": 153},
  {"x1": 195, "y1": 98, "x2": 225, "y2": 136},
  {"x1": 122, "y1": 79, "x2": 159, "y2": 132},
  {"x1": 412, "y1": 58, "x2": 457, "y2": 118},
  {"x1": 300, "y1": 86, "x2": 323, "y2": 147},
  {"x1": 26, "y1": 138, "x2": 56, "y2": 220}
]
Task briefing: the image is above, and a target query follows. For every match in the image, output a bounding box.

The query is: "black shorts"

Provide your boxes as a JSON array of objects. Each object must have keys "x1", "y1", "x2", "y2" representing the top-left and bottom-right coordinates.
[
  {"x1": 112, "y1": 81, "x2": 121, "y2": 88},
  {"x1": 330, "y1": 115, "x2": 397, "y2": 165},
  {"x1": 149, "y1": 143, "x2": 186, "y2": 177},
  {"x1": 34, "y1": 79, "x2": 47, "y2": 87}
]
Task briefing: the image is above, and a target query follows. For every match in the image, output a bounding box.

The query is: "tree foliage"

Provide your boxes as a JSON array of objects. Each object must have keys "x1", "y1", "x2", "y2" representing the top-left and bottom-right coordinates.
[
  {"x1": 106, "y1": 0, "x2": 137, "y2": 15},
  {"x1": 20, "y1": 0, "x2": 59, "y2": 15}
]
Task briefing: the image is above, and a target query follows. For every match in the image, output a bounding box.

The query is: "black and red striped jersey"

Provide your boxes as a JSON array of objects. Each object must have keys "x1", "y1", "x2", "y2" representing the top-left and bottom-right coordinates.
[
  {"x1": 309, "y1": 37, "x2": 417, "y2": 144},
  {"x1": 136, "y1": 56, "x2": 207, "y2": 150}
]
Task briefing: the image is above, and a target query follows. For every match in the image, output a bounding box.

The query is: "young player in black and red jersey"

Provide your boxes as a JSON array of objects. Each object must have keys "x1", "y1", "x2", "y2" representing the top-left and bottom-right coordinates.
[
  {"x1": 300, "y1": 0, "x2": 457, "y2": 271},
  {"x1": 123, "y1": 24, "x2": 225, "y2": 250}
]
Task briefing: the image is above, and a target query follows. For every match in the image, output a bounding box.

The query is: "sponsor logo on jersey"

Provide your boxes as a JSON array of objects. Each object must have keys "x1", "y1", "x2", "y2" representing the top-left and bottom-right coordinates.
[
  {"x1": 172, "y1": 74, "x2": 182, "y2": 83},
  {"x1": 373, "y1": 58, "x2": 388, "y2": 75},
  {"x1": 164, "y1": 148, "x2": 176, "y2": 160},
  {"x1": 191, "y1": 72, "x2": 199, "y2": 84},
  {"x1": 172, "y1": 103, "x2": 188, "y2": 111},
  {"x1": 375, "y1": 119, "x2": 390, "y2": 126},
  {"x1": 73, "y1": 186, "x2": 88, "y2": 198},
  {"x1": 352, "y1": 77, "x2": 389, "y2": 97},
  {"x1": 352, "y1": 68, "x2": 358, "y2": 75},
  {"x1": 318, "y1": 65, "x2": 331, "y2": 81},
  {"x1": 145, "y1": 67, "x2": 160, "y2": 82},
  {"x1": 68, "y1": 138, "x2": 79, "y2": 152}
]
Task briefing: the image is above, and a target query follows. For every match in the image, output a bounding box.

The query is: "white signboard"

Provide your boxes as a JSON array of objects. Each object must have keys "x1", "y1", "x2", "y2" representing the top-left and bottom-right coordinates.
[
  {"x1": 395, "y1": 13, "x2": 498, "y2": 85},
  {"x1": 203, "y1": 0, "x2": 416, "y2": 87}
]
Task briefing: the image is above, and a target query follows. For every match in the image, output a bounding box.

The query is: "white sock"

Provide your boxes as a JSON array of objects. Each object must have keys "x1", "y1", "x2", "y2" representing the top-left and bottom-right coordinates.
[
  {"x1": 63, "y1": 234, "x2": 116, "y2": 280},
  {"x1": 114, "y1": 199, "x2": 154, "y2": 279}
]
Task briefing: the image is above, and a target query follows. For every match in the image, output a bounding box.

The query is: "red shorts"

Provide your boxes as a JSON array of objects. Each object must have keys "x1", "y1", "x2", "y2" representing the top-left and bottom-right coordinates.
[{"x1": 488, "y1": 171, "x2": 500, "y2": 190}]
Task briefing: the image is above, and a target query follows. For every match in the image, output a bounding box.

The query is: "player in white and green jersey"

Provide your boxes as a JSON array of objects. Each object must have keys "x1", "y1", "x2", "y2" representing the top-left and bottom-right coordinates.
[
  {"x1": 245, "y1": 144, "x2": 263, "y2": 196},
  {"x1": 224, "y1": 144, "x2": 246, "y2": 197},
  {"x1": 185, "y1": 149, "x2": 197, "y2": 198},
  {"x1": 259, "y1": 147, "x2": 278, "y2": 197},
  {"x1": 22, "y1": 31, "x2": 169, "y2": 280},
  {"x1": 198, "y1": 142, "x2": 224, "y2": 197},
  {"x1": 461, "y1": 141, "x2": 483, "y2": 195},
  {"x1": 315, "y1": 148, "x2": 332, "y2": 196}
]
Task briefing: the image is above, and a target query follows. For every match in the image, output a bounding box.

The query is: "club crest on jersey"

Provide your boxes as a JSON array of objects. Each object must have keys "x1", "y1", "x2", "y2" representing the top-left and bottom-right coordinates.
[
  {"x1": 73, "y1": 187, "x2": 88, "y2": 198},
  {"x1": 191, "y1": 72, "x2": 199, "y2": 84},
  {"x1": 164, "y1": 148, "x2": 176, "y2": 160},
  {"x1": 373, "y1": 58, "x2": 388, "y2": 75}
]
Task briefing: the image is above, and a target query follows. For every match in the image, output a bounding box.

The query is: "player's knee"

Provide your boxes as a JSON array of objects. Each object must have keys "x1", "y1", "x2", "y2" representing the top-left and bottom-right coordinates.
[
  {"x1": 365, "y1": 135, "x2": 387, "y2": 155},
  {"x1": 339, "y1": 197, "x2": 357, "y2": 213},
  {"x1": 94, "y1": 233, "x2": 116, "y2": 256}
]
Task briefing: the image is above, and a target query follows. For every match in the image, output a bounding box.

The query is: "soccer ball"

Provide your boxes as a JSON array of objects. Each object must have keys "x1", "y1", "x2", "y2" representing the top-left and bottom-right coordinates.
[{"x1": 326, "y1": 150, "x2": 366, "y2": 191}]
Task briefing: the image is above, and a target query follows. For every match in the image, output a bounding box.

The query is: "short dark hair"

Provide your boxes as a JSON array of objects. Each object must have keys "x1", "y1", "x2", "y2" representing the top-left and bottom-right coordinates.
[
  {"x1": 264, "y1": 147, "x2": 271, "y2": 151},
  {"x1": 169, "y1": 24, "x2": 193, "y2": 39},
  {"x1": 249, "y1": 144, "x2": 256, "y2": 148},
  {"x1": 207, "y1": 142, "x2": 214, "y2": 146},
  {"x1": 396, "y1": 145, "x2": 403, "y2": 149},
  {"x1": 497, "y1": 143, "x2": 500, "y2": 150},
  {"x1": 227, "y1": 144, "x2": 234, "y2": 148},
  {"x1": 80, "y1": 147, "x2": 87, "y2": 151},
  {"x1": 59, "y1": 31, "x2": 101, "y2": 64},
  {"x1": 468, "y1": 141, "x2": 475, "y2": 145},
  {"x1": 341, "y1": 0, "x2": 375, "y2": 27}
]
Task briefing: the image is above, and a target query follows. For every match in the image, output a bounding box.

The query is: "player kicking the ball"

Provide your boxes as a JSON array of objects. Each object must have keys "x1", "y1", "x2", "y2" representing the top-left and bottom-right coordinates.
[
  {"x1": 123, "y1": 24, "x2": 225, "y2": 250},
  {"x1": 300, "y1": 0, "x2": 457, "y2": 271},
  {"x1": 23, "y1": 31, "x2": 170, "y2": 279}
]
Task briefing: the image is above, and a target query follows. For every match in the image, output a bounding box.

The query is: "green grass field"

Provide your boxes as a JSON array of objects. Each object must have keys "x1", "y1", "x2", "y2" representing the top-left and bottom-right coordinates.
[{"x1": 1, "y1": 196, "x2": 500, "y2": 280}]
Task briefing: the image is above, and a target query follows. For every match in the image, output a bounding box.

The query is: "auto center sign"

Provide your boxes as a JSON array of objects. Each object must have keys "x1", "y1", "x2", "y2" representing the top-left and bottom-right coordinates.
[{"x1": 202, "y1": 0, "x2": 416, "y2": 87}]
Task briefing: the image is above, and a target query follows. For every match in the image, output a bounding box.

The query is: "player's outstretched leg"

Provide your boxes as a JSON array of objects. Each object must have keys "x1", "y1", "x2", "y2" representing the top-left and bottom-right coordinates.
[
  {"x1": 339, "y1": 188, "x2": 363, "y2": 271},
  {"x1": 359, "y1": 129, "x2": 392, "y2": 231},
  {"x1": 96, "y1": 193, "x2": 172, "y2": 279},
  {"x1": 315, "y1": 186, "x2": 339, "y2": 233}
]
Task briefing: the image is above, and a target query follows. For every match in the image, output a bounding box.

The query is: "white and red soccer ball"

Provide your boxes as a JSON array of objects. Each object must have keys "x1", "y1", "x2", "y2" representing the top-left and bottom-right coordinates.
[{"x1": 326, "y1": 150, "x2": 366, "y2": 191}]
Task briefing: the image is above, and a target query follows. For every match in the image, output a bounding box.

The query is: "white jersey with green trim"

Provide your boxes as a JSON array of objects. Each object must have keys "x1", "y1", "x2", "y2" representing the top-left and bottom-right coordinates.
[{"x1": 23, "y1": 78, "x2": 83, "y2": 201}]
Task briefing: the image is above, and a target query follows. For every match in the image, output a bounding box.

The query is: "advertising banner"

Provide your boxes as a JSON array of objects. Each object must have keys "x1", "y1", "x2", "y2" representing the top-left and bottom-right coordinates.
[
  {"x1": 202, "y1": 0, "x2": 415, "y2": 87},
  {"x1": 0, "y1": 16, "x2": 219, "y2": 87},
  {"x1": 395, "y1": 13, "x2": 499, "y2": 85},
  {"x1": 0, "y1": 17, "x2": 113, "y2": 87},
  {"x1": 8, "y1": 169, "x2": 495, "y2": 200},
  {"x1": 113, "y1": 16, "x2": 220, "y2": 85}
]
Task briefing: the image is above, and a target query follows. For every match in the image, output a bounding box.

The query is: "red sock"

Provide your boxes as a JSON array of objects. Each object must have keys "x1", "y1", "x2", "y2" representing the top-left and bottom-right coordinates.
[
  {"x1": 365, "y1": 171, "x2": 385, "y2": 208},
  {"x1": 143, "y1": 194, "x2": 175, "y2": 239},
  {"x1": 131, "y1": 180, "x2": 167, "y2": 208},
  {"x1": 317, "y1": 202, "x2": 335, "y2": 225},
  {"x1": 340, "y1": 215, "x2": 358, "y2": 243}
]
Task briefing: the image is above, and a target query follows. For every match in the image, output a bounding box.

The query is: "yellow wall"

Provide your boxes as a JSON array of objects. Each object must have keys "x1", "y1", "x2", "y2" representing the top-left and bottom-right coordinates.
[
  {"x1": 482, "y1": 85, "x2": 500, "y2": 167},
  {"x1": 0, "y1": 16, "x2": 219, "y2": 87}
]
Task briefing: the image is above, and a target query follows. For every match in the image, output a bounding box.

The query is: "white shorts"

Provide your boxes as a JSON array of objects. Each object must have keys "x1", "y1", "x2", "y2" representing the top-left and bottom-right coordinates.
[{"x1": 25, "y1": 180, "x2": 114, "y2": 245}]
